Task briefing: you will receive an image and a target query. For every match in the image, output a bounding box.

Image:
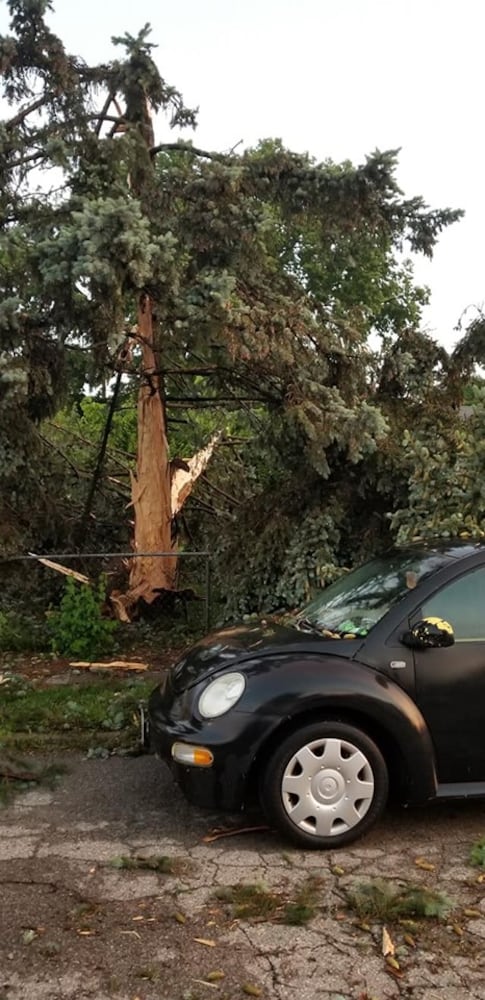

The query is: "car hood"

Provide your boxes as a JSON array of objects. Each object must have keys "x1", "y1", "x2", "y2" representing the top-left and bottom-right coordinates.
[{"x1": 170, "y1": 620, "x2": 360, "y2": 692}]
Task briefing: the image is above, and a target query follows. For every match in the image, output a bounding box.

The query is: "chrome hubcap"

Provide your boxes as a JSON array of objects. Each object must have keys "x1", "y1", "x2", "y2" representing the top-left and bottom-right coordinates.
[{"x1": 281, "y1": 737, "x2": 375, "y2": 838}]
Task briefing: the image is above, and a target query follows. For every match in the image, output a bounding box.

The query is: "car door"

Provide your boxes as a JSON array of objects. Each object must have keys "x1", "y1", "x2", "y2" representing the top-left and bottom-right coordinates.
[{"x1": 413, "y1": 563, "x2": 485, "y2": 784}]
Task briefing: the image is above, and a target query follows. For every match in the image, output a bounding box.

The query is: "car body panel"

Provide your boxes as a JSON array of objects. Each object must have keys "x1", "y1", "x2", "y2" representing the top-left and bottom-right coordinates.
[
  {"x1": 393, "y1": 552, "x2": 485, "y2": 782},
  {"x1": 353, "y1": 547, "x2": 485, "y2": 783},
  {"x1": 149, "y1": 650, "x2": 437, "y2": 809},
  {"x1": 170, "y1": 621, "x2": 365, "y2": 693},
  {"x1": 414, "y1": 641, "x2": 485, "y2": 782},
  {"x1": 148, "y1": 540, "x2": 485, "y2": 824}
]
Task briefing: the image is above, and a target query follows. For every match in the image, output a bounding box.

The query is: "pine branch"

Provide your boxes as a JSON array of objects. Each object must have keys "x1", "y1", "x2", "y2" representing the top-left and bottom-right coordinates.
[
  {"x1": 150, "y1": 142, "x2": 227, "y2": 162},
  {"x1": 200, "y1": 474, "x2": 241, "y2": 506},
  {"x1": 186, "y1": 497, "x2": 230, "y2": 518},
  {"x1": 6, "y1": 95, "x2": 48, "y2": 129},
  {"x1": 163, "y1": 365, "x2": 220, "y2": 376},
  {"x1": 35, "y1": 430, "x2": 81, "y2": 478},
  {"x1": 93, "y1": 92, "x2": 118, "y2": 137},
  {"x1": 7, "y1": 149, "x2": 46, "y2": 170},
  {"x1": 89, "y1": 114, "x2": 126, "y2": 126},
  {"x1": 79, "y1": 370, "x2": 123, "y2": 535},
  {"x1": 47, "y1": 423, "x2": 135, "y2": 465},
  {"x1": 166, "y1": 395, "x2": 268, "y2": 404},
  {"x1": 105, "y1": 476, "x2": 131, "y2": 498}
]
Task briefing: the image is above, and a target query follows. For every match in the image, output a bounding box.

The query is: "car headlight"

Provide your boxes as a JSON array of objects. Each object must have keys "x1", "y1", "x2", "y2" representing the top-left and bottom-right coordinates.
[{"x1": 198, "y1": 672, "x2": 246, "y2": 719}]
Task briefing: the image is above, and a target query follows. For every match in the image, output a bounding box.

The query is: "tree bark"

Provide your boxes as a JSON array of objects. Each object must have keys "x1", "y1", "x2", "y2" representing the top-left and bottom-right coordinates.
[
  {"x1": 111, "y1": 95, "x2": 219, "y2": 619},
  {"x1": 116, "y1": 292, "x2": 176, "y2": 618}
]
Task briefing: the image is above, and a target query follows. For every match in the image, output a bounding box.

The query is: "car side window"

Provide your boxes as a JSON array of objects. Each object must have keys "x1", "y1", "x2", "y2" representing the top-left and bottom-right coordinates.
[{"x1": 421, "y1": 567, "x2": 485, "y2": 642}]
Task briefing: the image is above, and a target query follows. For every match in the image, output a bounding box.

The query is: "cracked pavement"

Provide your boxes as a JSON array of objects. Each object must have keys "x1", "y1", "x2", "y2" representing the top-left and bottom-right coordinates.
[{"x1": 2, "y1": 754, "x2": 485, "y2": 999}]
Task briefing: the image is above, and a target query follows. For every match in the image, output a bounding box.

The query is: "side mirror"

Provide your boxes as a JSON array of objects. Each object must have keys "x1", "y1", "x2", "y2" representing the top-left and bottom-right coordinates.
[{"x1": 402, "y1": 616, "x2": 454, "y2": 650}]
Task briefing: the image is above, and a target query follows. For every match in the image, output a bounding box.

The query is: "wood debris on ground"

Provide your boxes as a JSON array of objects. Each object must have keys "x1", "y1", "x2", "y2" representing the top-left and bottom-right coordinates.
[
  {"x1": 202, "y1": 825, "x2": 270, "y2": 843},
  {"x1": 382, "y1": 925, "x2": 395, "y2": 956},
  {"x1": 69, "y1": 660, "x2": 149, "y2": 672},
  {"x1": 414, "y1": 857, "x2": 436, "y2": 871}
]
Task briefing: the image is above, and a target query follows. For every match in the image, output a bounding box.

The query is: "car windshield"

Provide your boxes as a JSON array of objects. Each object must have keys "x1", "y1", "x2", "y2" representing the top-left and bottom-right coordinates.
[{"x1": 297, "y1": 550, "x2": 453, "y2": 637}]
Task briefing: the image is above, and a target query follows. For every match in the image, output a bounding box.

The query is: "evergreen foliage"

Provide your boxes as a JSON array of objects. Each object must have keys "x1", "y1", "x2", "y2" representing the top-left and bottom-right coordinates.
[{"x1": 0, "y1": 1, "x2": 481, "y2": 618}]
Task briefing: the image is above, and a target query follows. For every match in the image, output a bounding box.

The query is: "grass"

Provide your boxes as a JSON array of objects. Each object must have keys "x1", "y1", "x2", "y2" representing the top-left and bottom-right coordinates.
[
  {"x1": 0, "y1": 675, "x2": 153, "y2": 752},
  {"x1": 216, "y1": 884, "x2": 279, "y2": 921},
  {"x1": 344, "y1": 878, "x2": 453, "y2": 923},
  {"x1": 215, "y1": 877, "x2": 322, "y2": 925},
  {"x1": 109, "y1": 854, "x2": 182, "y2": 874},
  {"x1": 470, "y1": 837, "x2": 485, "y2": 868},
  {"x1": 284, "y1": 878, "x2": 321, "y2": 925}
]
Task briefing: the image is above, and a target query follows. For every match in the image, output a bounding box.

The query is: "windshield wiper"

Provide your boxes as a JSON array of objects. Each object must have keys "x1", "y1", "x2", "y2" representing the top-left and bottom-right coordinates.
[
  {"x1": 295, "y1": 617, "x2": 345, "y2": 638},
  {"x1": 294, "y1": 617, "x2": 326, "y2": 635}
]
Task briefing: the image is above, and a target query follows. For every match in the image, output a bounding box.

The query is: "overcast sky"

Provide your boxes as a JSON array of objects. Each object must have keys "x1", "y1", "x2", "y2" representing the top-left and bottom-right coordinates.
[{"x1": 3, "y1": 0, "x2": 484, "y2": 348}]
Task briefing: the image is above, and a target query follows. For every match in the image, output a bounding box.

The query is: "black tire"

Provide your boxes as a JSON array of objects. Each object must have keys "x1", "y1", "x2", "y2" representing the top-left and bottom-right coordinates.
[{"x1": 260, "y1": 721, "x2": 388, "y2": 849}]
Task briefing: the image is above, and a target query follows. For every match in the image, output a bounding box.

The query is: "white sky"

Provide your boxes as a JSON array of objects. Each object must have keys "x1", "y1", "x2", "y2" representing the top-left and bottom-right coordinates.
[{"x1": 3, "y1": 0, "x2": 484, "y2": 348}]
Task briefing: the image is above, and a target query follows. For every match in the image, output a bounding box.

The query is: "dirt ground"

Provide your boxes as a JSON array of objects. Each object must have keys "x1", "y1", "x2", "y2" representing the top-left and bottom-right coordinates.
[
  {"x1": 2, "y1": 753, "x2": 485, "y2": 1000},
  {"x1": 0, "y1": 649, "x2": 182, "y2": 687}
]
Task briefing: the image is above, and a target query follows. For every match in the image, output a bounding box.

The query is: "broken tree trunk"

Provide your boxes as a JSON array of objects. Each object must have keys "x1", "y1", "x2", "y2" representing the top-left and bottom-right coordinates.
[
  {"x1": 170, "y1": 432, "x2": 222, "y2": 515},
  {"x1": 109, "y1": 94, "x2": 220, "y2": 622},
  {"x1": 114, "y1": 292, "x2": 176, "y2": 620}
]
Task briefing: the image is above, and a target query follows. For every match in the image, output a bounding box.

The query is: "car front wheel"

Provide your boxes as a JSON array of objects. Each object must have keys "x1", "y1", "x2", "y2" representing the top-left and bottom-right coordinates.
[{"x1": 260, "y1": 721, "x2": 388, "y2": 849}]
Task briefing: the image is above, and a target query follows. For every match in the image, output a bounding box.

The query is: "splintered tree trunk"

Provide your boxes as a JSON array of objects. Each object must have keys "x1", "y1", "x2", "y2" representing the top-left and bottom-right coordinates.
[
  {"x1": 123, "y1": 292, "x2": 177, "y2": 615},
  {"x1": 108, "y1": 100, "x2": 219, "y2": 621}
]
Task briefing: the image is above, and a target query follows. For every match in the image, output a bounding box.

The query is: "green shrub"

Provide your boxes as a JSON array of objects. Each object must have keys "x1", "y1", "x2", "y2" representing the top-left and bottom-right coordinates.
[
  {"x1": 0, "y1": 610, "x2": 49, "y2": 653},
  {"x1": 49, "y1": 576, "x2": 118, "y2": 659},
  {"x1": 0, "y1": 611, "x2": 24, "y2": 652}
]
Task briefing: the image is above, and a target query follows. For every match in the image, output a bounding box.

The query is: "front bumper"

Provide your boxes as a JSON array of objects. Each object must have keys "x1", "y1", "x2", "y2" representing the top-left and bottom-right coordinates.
[{"x1": 148, "y1": 681, "x2": 274, "y2": 812}]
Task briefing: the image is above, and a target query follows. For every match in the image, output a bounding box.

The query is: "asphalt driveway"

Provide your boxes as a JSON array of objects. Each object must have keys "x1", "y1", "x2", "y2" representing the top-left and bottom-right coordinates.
[{"x1": 2, "y1": 753, "x2": 485, "y2": 999}]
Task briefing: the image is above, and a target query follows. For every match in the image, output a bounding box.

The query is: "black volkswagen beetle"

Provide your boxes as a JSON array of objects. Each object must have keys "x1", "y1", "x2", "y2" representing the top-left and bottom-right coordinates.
[{"x1": 149, "y1": 540, "x2": 485, "y2": 848}]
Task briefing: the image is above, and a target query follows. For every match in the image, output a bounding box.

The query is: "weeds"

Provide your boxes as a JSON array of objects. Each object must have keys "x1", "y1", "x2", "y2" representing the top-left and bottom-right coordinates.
[
  {"x1": 470, "y1": 837, "x2": 485, "y2": 868},
  {"x1": 215, "y1": 876, "x2": 322, "y2": 925},
  {"x1": 0, "y1": 611, "x2": 49, "y2": 653},
  {"x1": 109, "y1": 854, "x2": 184, "y2": 875},
  {"x1": 216, "y1": 884, "x2": 279, "y2": 920},
  {"x1": 0, "y1": 676, "x2": 151, "y2": 752},
  {"x1": 283, "y1": 877, "x2": 321, "y2": 925},
  {"x1": 345, "y1": 878, "x2": 453, "y2": 922}
]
